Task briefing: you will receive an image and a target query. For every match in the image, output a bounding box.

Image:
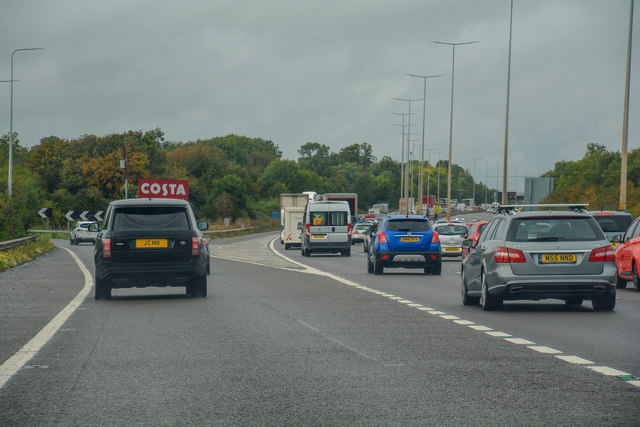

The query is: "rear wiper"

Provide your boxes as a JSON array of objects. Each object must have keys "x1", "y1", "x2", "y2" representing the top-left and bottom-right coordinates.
[{"x1": 528, "y1": 237, "x2": 559, "y2": 241}]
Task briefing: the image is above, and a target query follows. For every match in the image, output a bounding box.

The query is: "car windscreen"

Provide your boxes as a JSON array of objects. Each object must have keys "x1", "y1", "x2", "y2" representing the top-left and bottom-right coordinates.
[
  {"x1": 593, "y1": 214, "x2": 632, "y2": 233},
  {"x1": 434, "y1": 224, "x2": 468, "y2": 236},
  {"x1": 507, "y1": 217, "x2": 603, "y2": 242},
  {"x1": 310, "y1": 211, "x2": 348, "y2": 226},
  {"x1": 385, "y1": 219, "x2": 431, "y2": 232},
  {"x1": 112, "y1": 207, "x2": 190, "y2": 231}
]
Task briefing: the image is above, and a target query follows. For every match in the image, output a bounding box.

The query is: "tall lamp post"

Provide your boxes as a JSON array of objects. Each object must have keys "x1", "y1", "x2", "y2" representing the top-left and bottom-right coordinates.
[
  {"x1": 432, "y1": 40, "x2": 478, "y2": 219},
  {"x1": 502, "y1": 0, "x2": 514, "y2": 204},
  {"x1": 393, "y1": 112, "x2": 410, "y2": 213},
  {"x1": 394, "y1": 97, "x2": 422, "y2": 214},
  {"x1": 9, "y1": 47, "x2": 43, "y2": 197},
  {"x1": 620, "y1": 0, "x2": 634, "y2": 209},
  {"x1": 406, "y1": 74, "x2": 443, "y2": 216}
]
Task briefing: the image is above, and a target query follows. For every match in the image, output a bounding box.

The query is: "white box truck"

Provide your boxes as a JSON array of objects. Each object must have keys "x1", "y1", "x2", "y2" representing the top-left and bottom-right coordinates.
[
  {"x1": 282, "y1": 206, "x2": 305, "y2": 249},
  {"x1": 280, "y1": 193, "x2": 309, "y2": 244}
]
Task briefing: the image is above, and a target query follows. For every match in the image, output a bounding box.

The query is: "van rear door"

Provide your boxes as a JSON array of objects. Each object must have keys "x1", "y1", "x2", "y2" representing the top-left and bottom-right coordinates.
[{"x1": 327, "y1": 210, "x2": 350, "y2": 245}]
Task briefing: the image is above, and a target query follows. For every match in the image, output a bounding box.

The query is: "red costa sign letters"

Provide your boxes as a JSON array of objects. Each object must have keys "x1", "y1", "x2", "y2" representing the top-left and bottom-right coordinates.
[{"x1": 138, "y1": 179, "x2": 189, "y2": 200}]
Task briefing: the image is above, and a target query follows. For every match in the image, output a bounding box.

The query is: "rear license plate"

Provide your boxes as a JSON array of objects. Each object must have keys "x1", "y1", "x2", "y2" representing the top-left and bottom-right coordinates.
[
  {"x1": 539, "y1": 253, "x2": 576, "y2": 264},
  {"x1": 312, "y1": 234, "x2": 327, "y2": 239},
  {"x1": 400, "y1": 237, "x2": 420, "y2": 243},
  {"x1": 444, "y1": 247, "x2": 459, "y2": 252},
  {"x1": 136, "y1": 239, "x2": 168, "y2": 248}
]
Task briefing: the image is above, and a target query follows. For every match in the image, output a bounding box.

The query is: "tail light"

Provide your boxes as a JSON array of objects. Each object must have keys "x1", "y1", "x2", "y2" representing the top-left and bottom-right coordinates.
[
  {"x1": 431, "y1": 232, "x2": 439, "y2": 244},
  {"x1": 306, "y1": 224, "x2": 310, "y2": 238},
  {"x1": 589, "y1": 246, "x2": 616, "y2": 262},
  {"x1": 192, "y1": 237, "x2": 200, "y2": 256},
  {"x1": 103, "y1": 239, "x2": 111, "y2": 258},
  {"x1": 347, "y1": 223, "x2": 352, "y2": 239},
  {"x1": 378, "y1": 231, "x2": 387, "y2": 243},
  {"x1": 493, "y1": 246, "x2": 526, "y2": 263}
]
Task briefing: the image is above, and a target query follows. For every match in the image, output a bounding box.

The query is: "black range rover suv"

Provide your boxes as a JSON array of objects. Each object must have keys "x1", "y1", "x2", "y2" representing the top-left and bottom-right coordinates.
[{"x1": 91, "y1": 198, "x2": 210, "y2": 300}]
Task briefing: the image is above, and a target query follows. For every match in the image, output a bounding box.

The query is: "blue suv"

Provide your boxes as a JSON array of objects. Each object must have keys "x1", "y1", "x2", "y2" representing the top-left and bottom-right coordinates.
[{"x1": 367, "y1": 215, "x2": 442, "y2": 275}]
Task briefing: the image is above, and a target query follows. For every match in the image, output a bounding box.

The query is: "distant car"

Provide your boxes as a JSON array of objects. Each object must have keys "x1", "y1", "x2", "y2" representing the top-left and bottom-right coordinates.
[
  {"x1": 461, "y1": 206, "x2": 616, "y2": 311},
  {"x1": 590, "y1": 210, "x2": 633, "y2": 247},
  {"x1": 92, "y1": 198, "x2": 210, "y2": 300},
  {"x1": 613, "y1": 216, "x2": 640, "y2": 291},
  {"x1": 434, "y1": 222, "x2": 468, "y2": 257},
  {"x1": 352, "y1": 223, "x2": 373, "y2": 244},
  {"x1": 362, "y1": 222, "x2": 378, "y2": 253},
  {"x1": 70, "y1": 221, "x2": 99, "y2": 245},
  {"x1": 367, "y1": 215, "x2": 441, "y2": 275},
  {"x1": 461, "y1": 221, "x2": 488, "y2": 258}
]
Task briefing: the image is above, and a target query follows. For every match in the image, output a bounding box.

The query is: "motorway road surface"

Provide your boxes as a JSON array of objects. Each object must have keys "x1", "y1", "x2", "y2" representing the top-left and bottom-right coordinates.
[{"x1": 0, "y1": 229, "x2": 638, "y2": 426}]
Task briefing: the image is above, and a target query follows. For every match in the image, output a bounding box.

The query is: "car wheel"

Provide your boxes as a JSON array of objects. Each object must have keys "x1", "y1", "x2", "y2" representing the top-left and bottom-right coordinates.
[
  {"x1": 367, "y1": 253, "x2": 374, "y2": 273},
  {"x1": 284, "y1": 243, "x2": 290, "y2": 250},
  {"x1": 480, "y1": 271, "x2": 502, "y2": 311},
  {"x1": 633, "y1": 262, "x2": 640, "y2": 292},
  {"x1": 616, "y1": 271, "x2": 628, "y2": 289},
  {"x1": 342, "y1": 248, "x2": 351, "y2": 257},
  {"x1": 592, "y1": 289, "x2": 615, "y2": 311},
  {"x1": 430, "y1": 262, "x2": 442, "y2": 275},
  {"x1": 374, "y1": 255, "x2": 383, "y2": 275},
  {"x1": 94, "y1": 276, "x2": 111, "y2": 300},
  {"x1": 69, "y1": 238, "x2": 73, "y2": 245},
  {"x1": 187, "y1": 275, "x2": 207, "y2": 298},
  {"x1": 564, "y1": 297, "x2": 583, "y2": 306},
  {"x1": 461, "y1": 269, "x2": 480, "y2": 306}
]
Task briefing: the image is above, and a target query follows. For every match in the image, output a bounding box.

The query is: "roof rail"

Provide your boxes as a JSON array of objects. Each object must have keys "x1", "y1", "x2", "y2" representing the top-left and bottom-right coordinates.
[{"x1": 495, "y1": 203, "x2": 589, "y2": 214}]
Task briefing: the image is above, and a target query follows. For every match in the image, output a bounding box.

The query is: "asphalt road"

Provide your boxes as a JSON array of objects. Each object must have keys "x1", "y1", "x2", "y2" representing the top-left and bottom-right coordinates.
[{"x1": 0, "y1": 231, "x2": 638, "y2": 426}]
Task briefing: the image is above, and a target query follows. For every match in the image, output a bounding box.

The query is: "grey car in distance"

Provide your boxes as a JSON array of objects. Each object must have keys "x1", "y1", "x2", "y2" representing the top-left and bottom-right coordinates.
[{"x1": 461, "y1": 205, "x2": 617, "y2": 311}]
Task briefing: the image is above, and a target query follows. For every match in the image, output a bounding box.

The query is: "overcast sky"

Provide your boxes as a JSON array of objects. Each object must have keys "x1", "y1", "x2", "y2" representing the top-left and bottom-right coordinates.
[{"x1": 1, "y1": 0, "x2": 638, "y2": 192}]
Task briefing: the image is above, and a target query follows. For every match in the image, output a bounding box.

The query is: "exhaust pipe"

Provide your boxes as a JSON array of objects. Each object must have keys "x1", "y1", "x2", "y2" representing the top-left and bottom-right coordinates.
[{"x1": 509, "y1": 286, "x2": 524, "y2": 294}]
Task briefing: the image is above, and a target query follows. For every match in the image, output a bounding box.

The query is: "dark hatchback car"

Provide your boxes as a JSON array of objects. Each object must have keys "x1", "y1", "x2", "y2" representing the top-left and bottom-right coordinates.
[{"x1": 91, "y1": 198, "x2": 210, "y2": 300}]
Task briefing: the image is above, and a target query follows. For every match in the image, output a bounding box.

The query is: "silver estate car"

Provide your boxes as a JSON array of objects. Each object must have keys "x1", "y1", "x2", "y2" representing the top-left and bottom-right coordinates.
[
  {"x1": 434, "y1": 222, "x2": 468, "y2": 257},
  {"x1": 461, "y1": 205, "x2": 617, "y2": 311}
]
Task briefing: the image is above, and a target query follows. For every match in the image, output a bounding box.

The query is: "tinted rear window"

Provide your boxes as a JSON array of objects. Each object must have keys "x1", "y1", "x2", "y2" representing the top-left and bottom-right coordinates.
[
  {"x1": 593, "y1": 214, "x2": 632, "y2": 233},
  {"x1": 386, "y1": 219, "x2": 431, "y2": 232},
  {"x1": 435, "y1": 224, "x2": 468, "y2": 235},
  {"x1": 113, "y1": 207, "x2": 190, "y2": 231},
  {"x1": 508, "y1": 217, "x2": 602, "y2": 242}
]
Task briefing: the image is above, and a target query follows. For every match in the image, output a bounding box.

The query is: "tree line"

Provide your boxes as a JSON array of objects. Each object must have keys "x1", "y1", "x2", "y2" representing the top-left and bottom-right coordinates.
[{"x1": 0, "y1": 129, "x2": 493, "y2": 239}]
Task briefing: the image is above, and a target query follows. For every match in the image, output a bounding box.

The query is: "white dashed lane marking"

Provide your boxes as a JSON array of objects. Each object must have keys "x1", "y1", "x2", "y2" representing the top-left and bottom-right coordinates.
[{"x1": 250, "y1": 237, "x2": 640, "y2": 389}]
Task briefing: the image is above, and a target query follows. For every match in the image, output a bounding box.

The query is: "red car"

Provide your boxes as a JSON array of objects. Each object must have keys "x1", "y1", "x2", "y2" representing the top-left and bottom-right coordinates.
[
  {"x1": 461, "y1": 220, "x2": 488, "y2": 259},
  {"x1": 614, "y1": 216, "x2": 640, "y2": 291}
]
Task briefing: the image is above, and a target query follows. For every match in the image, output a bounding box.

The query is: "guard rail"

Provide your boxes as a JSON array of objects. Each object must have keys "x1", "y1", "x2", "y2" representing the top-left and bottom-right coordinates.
[{"x1": 0, "y1": 235, "x2": 38, "y2": 252}]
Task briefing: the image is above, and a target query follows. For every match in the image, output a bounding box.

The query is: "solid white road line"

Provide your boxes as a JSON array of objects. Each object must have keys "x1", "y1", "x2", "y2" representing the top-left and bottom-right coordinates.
[{"x1": 0, "y1": 247, "x2": 92, "y2": 389}]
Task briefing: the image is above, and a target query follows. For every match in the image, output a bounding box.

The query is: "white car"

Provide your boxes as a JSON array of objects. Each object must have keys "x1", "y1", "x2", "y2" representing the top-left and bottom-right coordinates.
[
  {"x1": 434, "y1": 222, "x2": 468, "y2": 257},
  {"x1": 70, "y1": 221, "x2": 99, "y2": 245}
]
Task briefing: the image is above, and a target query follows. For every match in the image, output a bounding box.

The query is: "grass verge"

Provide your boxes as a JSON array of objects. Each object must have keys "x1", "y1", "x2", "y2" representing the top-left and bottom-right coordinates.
[{"x1": 0, "y1": 239, "x2": 55, "y2": 273}]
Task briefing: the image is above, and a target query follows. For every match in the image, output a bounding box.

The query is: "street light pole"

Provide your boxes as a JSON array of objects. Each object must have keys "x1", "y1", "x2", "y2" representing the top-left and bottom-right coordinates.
[
  {"x1": 395, "y1": 97, "x2": 422, "y2": 214},
  {"x1": 8, "y1": 47, "x2": 43, "y2": 197},
  {"x1": 502, "y1": 0, "x2": 514, "y2": 205},
  {"x1": 406, "y1": 74, "x2": 443, "y2": 216},
  {"x1": 432, "y1": 41, "x2": 478, "y2": 219},
  {"x1": 620, "y1": 0, "x2": 634, "y2": 209},
  {"x1": 393, "y1": 112, "x2": 410, "y2": 213}
]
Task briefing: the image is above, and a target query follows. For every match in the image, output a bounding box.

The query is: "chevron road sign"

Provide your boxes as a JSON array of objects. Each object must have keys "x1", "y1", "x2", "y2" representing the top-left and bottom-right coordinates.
[{"x1": 38, "y1": 208, "x2": 53, "y2": 218}]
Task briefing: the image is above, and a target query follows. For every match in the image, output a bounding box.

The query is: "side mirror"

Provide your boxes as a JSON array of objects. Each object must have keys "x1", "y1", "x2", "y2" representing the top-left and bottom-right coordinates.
[
  {"x1": 461, "y1": 239, "x2": 474, "y2": 249},
  {"x1": 89, "y1": 223, "x2": 101, "y2": 232},
  {"x1": 611, "y1": 234, "x2": 622, "y2": 243},
  {"x1": 197, "y1": 220, "x2": 209, "y2": 231}
]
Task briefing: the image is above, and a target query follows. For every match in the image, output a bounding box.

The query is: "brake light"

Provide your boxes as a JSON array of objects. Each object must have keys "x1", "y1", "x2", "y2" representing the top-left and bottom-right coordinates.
[
  {"x1": 306, "y1": 224, "x2": 310, "y2": 238},
  {"x1": 378, "y1": 232, "x2": 387, "y2": 243},
  {"x1": 493, "y1": 246, "x2": 526, "y2": 263},
  {"x1": 595, "y1": 212, "x2": 614, "y2": 216},
  {"x1": 431, "y1": 232, "x2": 439, "y2": 244},
  {"x1": 589, "y1": 246, "x2": 616, "y2": 262},
  {"x1": 103, "y1": 239, "x2": 111, "y2": 258},
  {"x1": 347, "y1": 223, "x2": 352, "y2": 238},
  {"x1": 192, "y1": 237, "x2": 199, "y2": 256}
]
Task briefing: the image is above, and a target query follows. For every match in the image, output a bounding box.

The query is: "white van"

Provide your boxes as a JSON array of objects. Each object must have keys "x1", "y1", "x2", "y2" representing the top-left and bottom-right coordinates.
[{"x1": 300, "y1": 201, "x2": 352, "y2": 256}]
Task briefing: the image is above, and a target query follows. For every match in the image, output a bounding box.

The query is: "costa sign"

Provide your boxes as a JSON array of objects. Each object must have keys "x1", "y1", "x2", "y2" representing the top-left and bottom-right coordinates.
[{"x1": 138, "y1": 179, "x2": 189, "y2": 200}]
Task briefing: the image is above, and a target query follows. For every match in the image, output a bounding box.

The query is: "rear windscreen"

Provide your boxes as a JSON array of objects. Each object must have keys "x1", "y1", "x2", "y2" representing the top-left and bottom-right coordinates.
[
  {"x1": 434, "y1": 224, "x2": 468, "y2": 236},
  {"x1": 113, "y1": 207, "x2": 190, "y2": 231},
  {"x1": 508, "y1": 217, "x2": 602, "y2": 242},
  {"x1": 386, "y1": 219, "x2": 431, "y2": 232},
  {"x1": 593, "y1": 215, "x2": 632, "y2": 233},
  {"x1": 310, "y1": 211, "x2": 348, "y2": 226}
]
